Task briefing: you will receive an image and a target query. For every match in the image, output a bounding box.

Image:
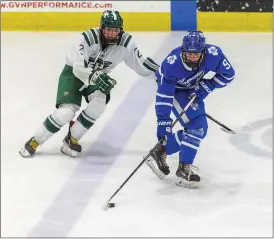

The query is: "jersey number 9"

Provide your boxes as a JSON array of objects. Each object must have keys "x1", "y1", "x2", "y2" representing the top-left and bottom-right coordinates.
[{"x1": 223, "y1": 59, "x2": 231, "y2": 70}]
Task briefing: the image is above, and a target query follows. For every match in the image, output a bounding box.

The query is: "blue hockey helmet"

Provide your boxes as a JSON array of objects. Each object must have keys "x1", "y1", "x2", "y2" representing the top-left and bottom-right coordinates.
[{"x1": 181, "y1": 31, "x2": 206, "y2": 68}]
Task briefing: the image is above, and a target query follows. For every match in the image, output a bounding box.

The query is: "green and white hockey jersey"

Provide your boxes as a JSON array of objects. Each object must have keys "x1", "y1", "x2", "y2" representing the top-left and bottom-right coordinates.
[{"x1": 66, "y1": 27, "x2": 159, "y2": 86}]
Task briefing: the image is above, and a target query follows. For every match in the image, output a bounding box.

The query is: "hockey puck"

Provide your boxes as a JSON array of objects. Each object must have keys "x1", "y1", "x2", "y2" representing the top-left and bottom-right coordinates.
[{"x1": 107, "y1": 203, "x2": 115, "y2": 208}]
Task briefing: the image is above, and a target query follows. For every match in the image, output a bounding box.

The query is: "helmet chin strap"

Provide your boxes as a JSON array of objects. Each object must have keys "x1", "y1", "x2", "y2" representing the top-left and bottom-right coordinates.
[{"x1": 181, "y1": 51, "x2": 205, "y2": 70}]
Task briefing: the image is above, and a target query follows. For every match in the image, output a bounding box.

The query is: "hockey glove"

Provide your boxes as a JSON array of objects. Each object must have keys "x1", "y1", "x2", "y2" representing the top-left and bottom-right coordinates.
[
  {"x1": 188, "y1": 80, "x2": 215, "y2": 103},
  {"x1": 89, "y1": 71, "x2": 117, "y2": 95},
  {"x1": 157, "y1": 119, "x2": 172, "y2": 142}
]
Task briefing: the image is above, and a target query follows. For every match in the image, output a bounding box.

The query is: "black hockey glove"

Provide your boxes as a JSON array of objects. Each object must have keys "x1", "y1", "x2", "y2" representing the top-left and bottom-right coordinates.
[{"x1": 89, "y1": 70, "x2": 117, "y2": 95}]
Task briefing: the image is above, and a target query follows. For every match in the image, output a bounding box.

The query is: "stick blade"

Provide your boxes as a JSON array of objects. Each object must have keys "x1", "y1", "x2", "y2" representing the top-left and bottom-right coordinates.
[
  {"x1": 220, "y1": 127, "x2": 236, "y2": 134},
  {"x1": 103, "y1": 201, "x2": 110, "y2": 211}
]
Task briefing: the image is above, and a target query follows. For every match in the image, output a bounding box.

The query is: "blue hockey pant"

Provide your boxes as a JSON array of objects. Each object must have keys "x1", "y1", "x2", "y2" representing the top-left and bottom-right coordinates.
[{"x1": 165, "y1": 90, "x2": 208, "y2": 164}]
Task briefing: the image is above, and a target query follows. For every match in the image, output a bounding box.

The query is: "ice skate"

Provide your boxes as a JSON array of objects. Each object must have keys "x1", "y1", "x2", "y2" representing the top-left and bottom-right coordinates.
[
  {"x1": 175, "y1": 162, "x2": 200, "y2": 188},
  {"x1": 60, "y1": 121, "x2": 82, "y2": 158},
  {"x1": 145, "y1": 143, "x2": 170, "y2": 179},
  {"x1": 19, "y1": 137, "x2": 39, "y2": 158}
]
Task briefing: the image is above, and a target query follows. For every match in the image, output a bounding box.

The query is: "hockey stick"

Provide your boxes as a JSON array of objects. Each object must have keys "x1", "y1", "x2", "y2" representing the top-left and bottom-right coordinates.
[
  {"x1": 206, "y1": 113, "x2": 236, "y2": 134},
  {"x1": 103, "y1": 95, "x2": 197, "y2": 210}
]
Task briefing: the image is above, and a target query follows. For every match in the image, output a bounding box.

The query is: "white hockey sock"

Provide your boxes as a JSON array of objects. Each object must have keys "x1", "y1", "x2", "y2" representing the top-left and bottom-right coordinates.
[
  {"x1": 70, "y1": 120, "x2": 89, "y2": 140},
  {"x1": 34, "y1": 124, "x2": 54, "y2": 145}
]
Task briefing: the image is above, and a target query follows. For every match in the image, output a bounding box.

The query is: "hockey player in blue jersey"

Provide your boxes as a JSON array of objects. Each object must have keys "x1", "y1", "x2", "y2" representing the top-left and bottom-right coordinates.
[{"x1": 146, "y1": 30, "x2": 235, "y2": 188}]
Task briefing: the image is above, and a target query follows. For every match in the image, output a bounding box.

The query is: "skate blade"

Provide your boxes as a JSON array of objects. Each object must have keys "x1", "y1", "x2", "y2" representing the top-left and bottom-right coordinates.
[
  {"x1": 145, "y1": 156, "x2": 166, "y2": 180},
  {"x1": 19, "y1": 148, "x2": 33, "y2": 158},
  {"x1": 60, "y1": 143, "x2": 78, "y2": 158},
  {"x1": 175, "y1": 177, "x2": 199, "y2": 189}
]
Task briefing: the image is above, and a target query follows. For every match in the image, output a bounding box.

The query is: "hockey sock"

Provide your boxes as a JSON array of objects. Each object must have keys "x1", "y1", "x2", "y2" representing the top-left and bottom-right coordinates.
[
  {"x1": 34, "y1": 123, "x2": 54, "y2": 145},
  {"x1": 70, "y1": 110, "x2": 95, "y2": 140}
]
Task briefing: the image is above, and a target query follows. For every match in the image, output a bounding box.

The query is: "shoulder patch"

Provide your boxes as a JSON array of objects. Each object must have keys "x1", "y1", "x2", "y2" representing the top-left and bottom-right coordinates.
[
  {"x1": 82, "y1": 32, "x2": 91, "y2": 47},
  {"x1": 90, "y1": 29, "x2": 99, "y2": 44},
  {"x1": 207, "y1": 46, "x2": 218, "y2": 56},
  {"x1": 119, "y1": 33, "x2": 132, "y2": 48},
  {"x1": 82, "y1": 28, "x2": 99, "y2": 47},
  {"x1": 124, "y1": 35, "x2": 132, "y2": 47},
  {"x1": 166, "y1": 55, "x2": 178, "y2": 65}
]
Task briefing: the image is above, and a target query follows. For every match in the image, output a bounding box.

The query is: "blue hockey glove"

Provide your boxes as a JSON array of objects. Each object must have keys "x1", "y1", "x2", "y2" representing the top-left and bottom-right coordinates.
[
  {"x1": 188, "y1": 80, "x2": 215, "y2": 103},
  {"x1": 157, "y1": 119, "x2": 172, "y2": 141}
]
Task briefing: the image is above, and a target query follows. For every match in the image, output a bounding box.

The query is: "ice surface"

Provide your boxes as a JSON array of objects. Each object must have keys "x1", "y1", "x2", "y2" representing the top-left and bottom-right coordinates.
[{"x1": 1, "y1": 32, "x2": 272, "y2": 237}]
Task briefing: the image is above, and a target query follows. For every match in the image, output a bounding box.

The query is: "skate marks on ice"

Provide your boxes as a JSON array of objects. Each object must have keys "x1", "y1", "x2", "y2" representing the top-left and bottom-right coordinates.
[
  {"x1": 28, "y1": 83, "x2": 156, "y2": 237},
  {"x1": 27, "y1": 65, "x2": 166, "y2": 237},
  {"x1": 149, "y1": 155, "x2": 241, "y2": 195},
  {"x1": 142, "y1": 159, "x2": 271, "y2": 237},
  {"x1": 228, "y1": 118, "x2": 272, "y2": 159}
]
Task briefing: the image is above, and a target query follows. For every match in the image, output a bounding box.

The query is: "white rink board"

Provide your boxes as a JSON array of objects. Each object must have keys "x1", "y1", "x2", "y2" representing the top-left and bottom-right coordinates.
[{"x1": 1, "y1": 1, "x2": 170, "y2": 12}]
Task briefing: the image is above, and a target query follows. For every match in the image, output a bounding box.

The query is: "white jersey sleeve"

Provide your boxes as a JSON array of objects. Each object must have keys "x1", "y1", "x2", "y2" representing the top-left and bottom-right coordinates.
[
  {"x1": 66, "y1": 33, "x2": 94, "y2": 86},
  {"x1": 123, "y1": 35, "x2": 159, "y2": 80}
]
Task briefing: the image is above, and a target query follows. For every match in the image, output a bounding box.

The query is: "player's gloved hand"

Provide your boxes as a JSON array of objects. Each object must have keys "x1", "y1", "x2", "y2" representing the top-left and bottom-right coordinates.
[
  {"x1": 188, "y1": 80, "x2": 215, "y2": 103},
  {"x1": 157, "y1": 119, "x2": 172, "y2": 142},
  {"x1": 89, "y1": 70, "x2": 117, "y2": 95}
]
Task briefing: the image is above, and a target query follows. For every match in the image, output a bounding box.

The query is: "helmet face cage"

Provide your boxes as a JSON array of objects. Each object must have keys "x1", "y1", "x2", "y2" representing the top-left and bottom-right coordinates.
[
  {"x1": 100, "y1": 10, "x2": 123, "y2": 45},
  {"x1": 181, "y1": 31, "x2": 206, "y2": 68}
]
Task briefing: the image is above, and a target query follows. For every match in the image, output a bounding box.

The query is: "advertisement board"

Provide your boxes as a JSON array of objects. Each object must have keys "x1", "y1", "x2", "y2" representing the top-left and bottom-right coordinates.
[
  {"x1": 196, "y1": 0, "x2": 272, "y2": 31},
  {"x1": 1, "y1": 1, "x2": 170, "y2": 12},
  {"x1": 197, "y1": 0, "x2": 272, "y2": 12},
  {"x1": 1, "y1": 1, "x2": 170, "y2": 31},
  {"x1": 1, "y1": 0, "x2": 272, "y2": 31}
]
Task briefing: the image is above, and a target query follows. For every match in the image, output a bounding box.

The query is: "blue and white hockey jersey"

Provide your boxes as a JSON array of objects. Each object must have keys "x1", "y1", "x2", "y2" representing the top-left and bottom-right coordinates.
[{"x1": 155, "y1": 44, "x2": 235, "y2": 120}]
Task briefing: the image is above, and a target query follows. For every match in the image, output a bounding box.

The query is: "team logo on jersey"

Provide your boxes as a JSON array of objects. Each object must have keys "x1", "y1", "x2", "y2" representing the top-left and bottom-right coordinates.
[
  {"x1": 167, "y1": 55, "x2": 177, "y2": 64},
  {"x1": 178, "y1": 78, "x2": 185, "y2": 84},
  {"x1": 208, "y1": 46, "x2": 218, "y2": 56},
  {"x1": 178, "y1": 70, "x2": 205, "y2": 87},
  {"x1": 88, "y1": 57, "x2": 112, "y2": 70}
]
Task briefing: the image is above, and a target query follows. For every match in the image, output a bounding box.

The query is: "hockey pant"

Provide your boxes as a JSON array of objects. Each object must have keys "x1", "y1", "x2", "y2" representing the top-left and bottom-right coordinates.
[{"x1": 165, "y1": 90, "x2": 208, "y2": 164}]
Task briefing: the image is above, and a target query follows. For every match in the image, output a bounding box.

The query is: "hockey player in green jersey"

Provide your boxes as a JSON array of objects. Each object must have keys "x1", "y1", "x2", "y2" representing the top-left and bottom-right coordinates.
[{"x1": 19, "y1": 10, "x2": 159, "y2": 158}]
